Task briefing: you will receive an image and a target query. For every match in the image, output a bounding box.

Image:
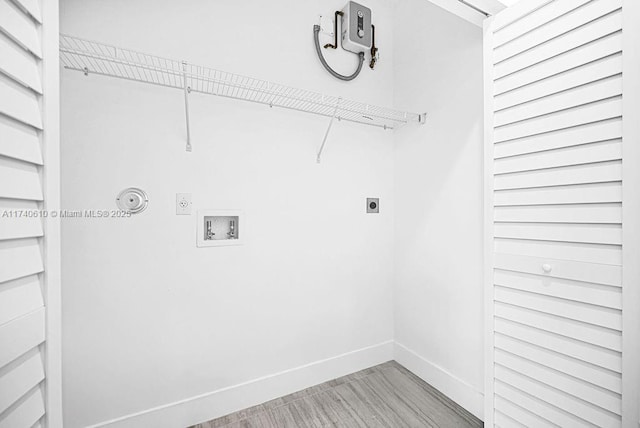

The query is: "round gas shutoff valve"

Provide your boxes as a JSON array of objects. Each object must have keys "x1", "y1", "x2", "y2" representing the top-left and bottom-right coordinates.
[{"x1": 116, "y1": 187, "x2": 149, "y2": 214}]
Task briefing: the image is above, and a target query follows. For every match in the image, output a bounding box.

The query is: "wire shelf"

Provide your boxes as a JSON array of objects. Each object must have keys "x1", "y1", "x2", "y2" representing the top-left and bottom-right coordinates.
[{"x1": 59, "y1": 34, "x2": 425, "y2": 130}]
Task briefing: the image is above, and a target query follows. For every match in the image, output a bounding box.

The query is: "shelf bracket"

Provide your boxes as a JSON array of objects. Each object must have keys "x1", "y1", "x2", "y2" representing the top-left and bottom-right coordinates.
[
  {"x1": 316, "y1": 98, "x2": 342, "y2": 164},
  {"x1": 182, "y1": 61, "x2": 192, "y2": 152}
]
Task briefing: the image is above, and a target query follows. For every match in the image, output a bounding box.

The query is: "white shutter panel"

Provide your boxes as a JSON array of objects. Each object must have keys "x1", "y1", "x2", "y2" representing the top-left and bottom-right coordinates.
[
  {"x1": 0, "y1": 1, "x2": 57, "y2": 426},
  {"x1": 483, "y1": 0, "x2": 639, "y2": 426}
]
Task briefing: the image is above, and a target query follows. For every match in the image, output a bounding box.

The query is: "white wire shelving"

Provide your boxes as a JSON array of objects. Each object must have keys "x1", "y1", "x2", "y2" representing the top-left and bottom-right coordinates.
[{"x1": 59, "y1": 34, "x2": 426, "y2": 157}]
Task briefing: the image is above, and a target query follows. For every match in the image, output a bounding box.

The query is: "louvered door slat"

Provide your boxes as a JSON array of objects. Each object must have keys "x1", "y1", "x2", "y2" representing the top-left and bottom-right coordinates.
[
  {"x1": 494, "y1": 140, "x2": 621, "y2": 174},
  {"x1": 495, "y1": 410, "x2": 527, "y2": 428},
  {"x1": 496, "y1": 350, "x2": 621, "y2": 415},
  {"x1": 494, "y1": 118, "x2": 621, "y2": 158},
  {"x1": 495, "y1": 334, "x2": 621, "y2": 393},
  {"x1": 0, "y1": 115, "x2": 43, "y2": 165},
  {"x1": 495, "y1": 285, "x2": 621, "y2": 330},
  {"x1": 495, "y1": 32, "x2": 621, "y2": 95},
  {"x1": 495, "y1": 302, "x2": 621, "y2": 352},
  {"x1": 494, "y1": 270, "x2": 621, "y2": 309},
  {"x1": 494, "y1": 0, "x2": 621, "y2": 64},
  {"x1": 494, "y1": 54, "x2": 622, "y2": 112},
  {"x1": 0, "y1": 308, "x2": 45, "y2": 368},
  {"x1": 493, "y1": 0, "x2": 555, "y2": 45},
  {"x1": 494, "y1": 98, "x2": 621, "y2": 143},
  {"x1": 0, "y1": 385, "x2": 45, "y2": 428},
  {"x1": 495, "y1": 395, "x2": 555, "y2": 427},
  {"x1": 0, "y1": 199, "x2": 43, "y2": 241},
  {"x1": 11, "y1": 0, "x2": 42, "y2": 23},
  {"x1": 0, "y1": 74, "x2": 42, "y2": 129},
  {"x1": 495, "y1": 253, "x2": 621, "y2": 285},
  {"x1": 0, "y1": 239, "x2": 44, "y2": 284},
  {"x1": 494, "y1": 238, "x2": 622, "y2": 265},
  {"x1": 494, "y1": 222, "x2": 621, "y2": 245},
  {"x1": 494, "y1": 203, "x2": 622, "y2": 224},
  {"x1": 494, "y1": 75, "x2": 622, "y2": 127},
  {"x1": 0, "y1": 32, "x2": 42, "y2": 93},
  {"x1": 0, "y1": 157, "x2": 43, "y2": 201},
  {"x1": 494, "y1": 10, "x2": 622, "y2": 79},
  {"x1": 495, "y1": 318, "x2": 621, "y2": 372},
  {"x1": 495, "y1": 381, "x2": 593, "y2": 428},
  {"x1": 0, "y1": 0, "x2": 41, "y2": 57},
  {"x1": 0, "y1": 349, "x2": 45, "y2": 414},
  {"x1": 494, "y1": 162, "x2": 621, "y2": 191},
  {"x1": 494, "y1": 182, "x2": 621, "y2": 206},
  {"x1": 495, "y1": 365, "x2": 621, "y2": 427},
  {"x1": 0, "y1": 275, "x2": 43, "y2": 326}
]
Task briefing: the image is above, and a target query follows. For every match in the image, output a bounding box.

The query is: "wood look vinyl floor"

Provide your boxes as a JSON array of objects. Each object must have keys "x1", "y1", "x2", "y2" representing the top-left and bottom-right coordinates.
[{"x1": 192, "y1": 361, "x2": 483, "y2": 428}]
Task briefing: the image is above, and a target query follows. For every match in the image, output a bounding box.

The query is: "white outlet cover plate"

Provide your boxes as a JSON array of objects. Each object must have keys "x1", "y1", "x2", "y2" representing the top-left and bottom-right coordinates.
[{"x1": 176, "y1": 193, "x2": 192, "y2": 215}]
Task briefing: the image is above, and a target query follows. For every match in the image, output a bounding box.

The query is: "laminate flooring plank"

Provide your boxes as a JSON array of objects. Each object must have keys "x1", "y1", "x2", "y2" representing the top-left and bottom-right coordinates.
[
  {"x1": 197, "y1": 404, "x2": 269, "y2": 428},
  {"x1": 222, "y1": 411, "x2": 277, "y2": 428},
  {"x1": 319, "y1": 387, "x2": 372, "y2": 427},
  {"x1": 306, "y1": 389, "x2": 366, "y2": 428},
  {"x1": 291, "y1": 396, "x2": 336, "y2": 427},
  {"x1": 192, "y1": 361, "x2": 483, "y2": 428},
  {"x1": 332, "y1": 382, "x2": 399, "y2": 427},
  {"x1": 358, "y1": 373, "x2": 438, "y2": 427},
  {"x1": 270, "y1": 403, "x2": 311, "y2": 428},
  {"x1": 375, "y1": 364, "x2": 481, "y2": 428}
]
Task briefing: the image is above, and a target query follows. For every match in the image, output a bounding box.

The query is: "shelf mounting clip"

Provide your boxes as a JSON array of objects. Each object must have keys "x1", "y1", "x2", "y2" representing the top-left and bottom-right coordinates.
[
  {"x1": 182, "y1": 61, "x2": 192, "y2": 152},
  {"x1": 317, "y1": 98, "x2": 342, "y2": 164}
]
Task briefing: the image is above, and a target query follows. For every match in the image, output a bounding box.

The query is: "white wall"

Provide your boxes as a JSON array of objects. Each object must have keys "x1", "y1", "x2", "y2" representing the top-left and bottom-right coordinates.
[
  {"x1": 60, "y1": 1, "x2": 396, "y2": 427},
  {"x1": 61, "y1": 0, "x2": 487, "y2": 426},
  {"x1": 392, "y1": 0, "x2": 485, "y2": 419}
]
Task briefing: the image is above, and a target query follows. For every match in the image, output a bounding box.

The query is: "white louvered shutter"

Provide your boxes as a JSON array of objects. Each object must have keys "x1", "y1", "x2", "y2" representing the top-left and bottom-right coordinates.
[
  {"x1": 0, "y1": 0, "x2": 60, "y2": 427},
  {"x1": 483, "y1": 0, "x2": 637, "y2": 426}
]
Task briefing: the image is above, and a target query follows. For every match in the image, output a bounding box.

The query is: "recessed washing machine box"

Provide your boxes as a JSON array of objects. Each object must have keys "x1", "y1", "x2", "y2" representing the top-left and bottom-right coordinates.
[
  {"x1": 341, "y1": 1, "x2": 372, "y2": 54},
  {"x1": 197, "y1": 210, "x2": 244, "y2": 247}
]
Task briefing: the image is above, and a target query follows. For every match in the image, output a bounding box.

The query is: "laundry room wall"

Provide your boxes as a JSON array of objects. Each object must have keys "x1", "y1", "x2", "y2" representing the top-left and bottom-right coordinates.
[
  {"x1": 392, "y1": 0, "x2": 485, "y2": 419},
  {"x1": 60, "y1": 0, "x2": 396, "y2": 426}
]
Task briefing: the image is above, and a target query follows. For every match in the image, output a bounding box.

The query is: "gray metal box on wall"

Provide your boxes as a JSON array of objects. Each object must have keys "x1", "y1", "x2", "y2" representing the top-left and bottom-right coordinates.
[
  {"x1": 367, "y1": 198, "x2": 379, "y2": 213},
  {"x1": 341, "y1": 1, "x2": 372, "y2": 54}
]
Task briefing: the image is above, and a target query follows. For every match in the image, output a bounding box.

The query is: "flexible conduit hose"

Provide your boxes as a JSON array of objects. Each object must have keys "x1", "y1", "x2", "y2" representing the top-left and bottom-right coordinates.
[{"x1": 313, "y1": 25, "x2": 364, "y2": 81}]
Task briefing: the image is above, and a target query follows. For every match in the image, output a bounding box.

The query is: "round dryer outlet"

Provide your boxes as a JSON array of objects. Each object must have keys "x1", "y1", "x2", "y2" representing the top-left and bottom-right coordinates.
[{"x1": 116, "y1": 187, "x2": 149, "y2": 214}]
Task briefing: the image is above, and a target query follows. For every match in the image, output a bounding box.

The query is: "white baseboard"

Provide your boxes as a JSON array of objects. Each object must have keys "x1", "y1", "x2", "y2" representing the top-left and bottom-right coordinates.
[
  {"x1": 394, "y1": 342, "x2": 484, "y2": 421},
  {"x1": 89, "y1": 340, "x2": 394, "y2": 428},
  {"x1": 88, "y1": 341, "x2": 483, "y2": 427}
]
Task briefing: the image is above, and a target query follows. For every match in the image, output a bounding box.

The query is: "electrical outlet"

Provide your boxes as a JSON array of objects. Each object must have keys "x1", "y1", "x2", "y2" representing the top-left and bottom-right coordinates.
[{"x1": 176, "y1": 193, "x2": 192, "y2": 215}]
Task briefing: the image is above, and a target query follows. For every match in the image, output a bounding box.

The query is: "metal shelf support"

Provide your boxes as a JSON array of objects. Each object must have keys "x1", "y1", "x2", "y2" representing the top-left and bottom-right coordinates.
[
  {"x1": 317, "y1": 98, "x2": 341, "y2": 164},
  {"x1": 182, "y1": 61, "x2": 192, "y2": 152}
]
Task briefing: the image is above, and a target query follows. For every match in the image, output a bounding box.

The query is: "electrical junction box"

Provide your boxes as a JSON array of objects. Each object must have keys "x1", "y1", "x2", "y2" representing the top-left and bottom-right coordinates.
[
  {"x1": 367, "y1": 198, "x2": 379, "y2": 213},
  {"x1": 341, "y1": 1, "x2": 372, "y2": 54}
]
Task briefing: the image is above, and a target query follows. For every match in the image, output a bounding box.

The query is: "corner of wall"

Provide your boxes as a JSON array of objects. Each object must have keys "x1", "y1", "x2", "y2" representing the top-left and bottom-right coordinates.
[{"x1": 394, "y1": 342, "x2": 484, "y2": 421}]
